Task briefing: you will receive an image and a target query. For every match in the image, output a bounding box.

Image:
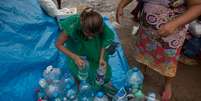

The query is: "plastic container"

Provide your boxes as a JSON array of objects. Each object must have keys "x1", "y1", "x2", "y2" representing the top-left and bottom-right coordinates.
[
  {"x1": 78, "y1": 81, "x2": 94, "y2": 101},
  {"x1": 78, "y1": 56, "x2": 89, "y2": 81},
  {"x1": 95, "y1": 66, "x2": 106, "y2": 85}
]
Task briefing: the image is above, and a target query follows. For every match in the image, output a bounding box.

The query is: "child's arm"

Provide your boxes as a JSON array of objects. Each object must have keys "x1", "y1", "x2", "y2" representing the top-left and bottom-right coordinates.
[
  {"x1": 99, "y1": 48, "x2": 107, "y2": 69},
  {"x1": 56, "y1": 32, "x2": 84, "y2": 67},
  {"x1": 158, "y1": 0, "x2": 201, "y2": 37},
  {"x1": 116, "y1": 0, "x2": 135, "y2": 23}
]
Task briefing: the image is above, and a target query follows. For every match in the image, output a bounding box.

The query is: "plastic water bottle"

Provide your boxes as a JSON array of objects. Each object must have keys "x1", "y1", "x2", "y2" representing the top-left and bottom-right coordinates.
[
  {"x1": 112, "y1": 88, "x2": 128, "y2": 101},
  {"x1": 78, "y1": 56, "x2": 89, "y2": 81},
  {"x1": 78, "y1": 81, "x2": 94, "y2": 101},
  {"x1": 62, "y1": 73, "x2": 75, "y2": 90},
  {"x1": 94, "y1": 91, "x2": 109, "y2": 101},
  {"x1": 133, "y1": 90, "x2": 145, "y2": 101},
  {"x1": 147, "y1": 92, "x2": 156, "y2": 101},
  {"x1": 65, "y1": 86, "x2": 77, "y2": 100},
  {"x1": 45, "y1": 80, "x2": 62, "y2": 98},
  {"x1": 127, "y1": 67, "x2": 144, "y2": 93},
  {"x1": 39, "y1": 78, "x2": 48, "y2": 89},
  {"x1": 95, "y1": 66, "x2": 106, "y2": 85},
  {"x1": 43, "y1": 65, "x2": 61, "y2": 82}
]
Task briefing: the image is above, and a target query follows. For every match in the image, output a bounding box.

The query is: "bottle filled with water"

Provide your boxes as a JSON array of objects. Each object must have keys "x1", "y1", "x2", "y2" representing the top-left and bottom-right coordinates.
[
  {"x1": 43, "y1": 65, "x2": 61, "y2": 83},
  {"x1": 127, "y1": 67, "x2": 144, "y2": 93},
  {"x1": 45, "y1": 80, "x2": 62, "y2": 99},
  {"x1": 95, "y1": 66, "x2": 106, "y2": 85},
  {"x1": 78, "y1": 56, "x2": 89, "y2": 81},
  {"x1": 78, "y1": 80, "x2": 94, "y2": 101}
]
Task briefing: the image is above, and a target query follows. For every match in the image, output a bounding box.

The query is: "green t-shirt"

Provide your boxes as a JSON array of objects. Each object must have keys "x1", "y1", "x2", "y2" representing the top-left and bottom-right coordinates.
[{"x1": 59, "y1": 14, "x2": 115, "y2": 62}]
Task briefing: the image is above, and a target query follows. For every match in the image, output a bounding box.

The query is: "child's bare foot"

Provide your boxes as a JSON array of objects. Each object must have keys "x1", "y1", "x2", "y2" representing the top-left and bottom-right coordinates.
[{"x1": 162, "y1": 83, "x2": 172, "y2": 101}]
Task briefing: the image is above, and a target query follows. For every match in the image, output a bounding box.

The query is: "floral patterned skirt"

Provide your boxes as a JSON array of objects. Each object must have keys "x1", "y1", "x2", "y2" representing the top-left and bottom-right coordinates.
[{"x1": 134, "y1": 27, "x2": 184, "y2": 77}]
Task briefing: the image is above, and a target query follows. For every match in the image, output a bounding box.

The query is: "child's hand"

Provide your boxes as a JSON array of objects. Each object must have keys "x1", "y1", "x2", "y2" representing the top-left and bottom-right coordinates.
[
  {"x1": 73, "y1": 55, "x2": 85, "y2": 68},
  {"x1": 158, "y1": 21, "x2": 178, "y2": 37},
  {"x1": 99, "y1": 58, "x2": 107, "y2": 69}
]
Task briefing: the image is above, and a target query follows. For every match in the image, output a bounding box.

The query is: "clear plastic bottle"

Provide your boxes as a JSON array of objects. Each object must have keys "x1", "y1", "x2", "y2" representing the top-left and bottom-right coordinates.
[
  {"x1": 62, "y1": 73, "x2": 75, "y2": 90},
  {"x1": 127, "y1": 67, "x2": 144, "y2": 93},
  {"x1": 95, "y1": 66, "x2": 106, "y2": 85},
  {"x1": 78, "y1": 56, "x2": 89, "y2": 81},
  {"x1": 112, "y1": 88, "x2": 128, "y2": 101},
  {"x1": 147, "y1": 92, "x2": 156, "y2": 101},
  {"x1": 78, "y1": 81, "x2": 94, "y2": 101},
  {"x1": 94, "y1": 91, "x2": 109, "y2": 101},
  {"x1": 43, "y1": 65, "x2": 61, "y2": 82},
  {"x1": 45, "y1": 80, "x2": 62, "y2": 99}
]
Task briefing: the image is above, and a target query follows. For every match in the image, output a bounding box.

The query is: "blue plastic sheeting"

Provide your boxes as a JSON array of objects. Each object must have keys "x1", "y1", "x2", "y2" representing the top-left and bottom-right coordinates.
[{"x1": 0, "y1": 0, "x2": 129, "y2": 101}]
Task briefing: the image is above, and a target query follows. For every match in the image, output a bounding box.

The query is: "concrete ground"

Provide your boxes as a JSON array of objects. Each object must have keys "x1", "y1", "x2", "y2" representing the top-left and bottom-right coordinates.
[{"x1": 60, "y1": 0, "x2": 201, "y2": 100}]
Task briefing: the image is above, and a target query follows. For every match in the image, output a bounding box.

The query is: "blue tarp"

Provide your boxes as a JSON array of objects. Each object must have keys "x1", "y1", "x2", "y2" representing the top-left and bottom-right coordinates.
[{"x1": 0, "y1": 0, "x2": 129, "y2": 101}]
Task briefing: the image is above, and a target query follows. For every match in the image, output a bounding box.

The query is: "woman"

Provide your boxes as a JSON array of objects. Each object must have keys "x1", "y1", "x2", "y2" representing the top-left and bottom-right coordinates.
[
  {"x1": 56, "y1": 7, "x2": 114, "y2": 90},
  {"x1": 116, "y1": 0, "x2": 201, "y2": 100}
]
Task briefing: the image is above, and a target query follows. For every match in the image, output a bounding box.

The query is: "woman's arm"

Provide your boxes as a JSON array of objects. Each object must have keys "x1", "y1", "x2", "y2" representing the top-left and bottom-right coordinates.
[
  {"x1": 56, "y1": 32, "x2": 84, "y2": 67},
  {"x1": 159, "y1": 0, "x2": 201, "y2": 36},
  {"x1": 116, "y1": 0, "x2": 135, "y2": 23}
]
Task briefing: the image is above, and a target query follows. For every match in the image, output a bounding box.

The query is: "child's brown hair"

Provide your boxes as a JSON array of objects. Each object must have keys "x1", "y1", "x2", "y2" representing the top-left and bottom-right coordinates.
[{"x1": 80, "y1": 7, "x2": 103, "y2": 37}]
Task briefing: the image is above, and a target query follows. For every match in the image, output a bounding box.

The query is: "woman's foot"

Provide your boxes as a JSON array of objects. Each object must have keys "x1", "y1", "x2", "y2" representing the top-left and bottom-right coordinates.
[{"x1": 162, "y1": 83, "x2": 172, "y2": 101}]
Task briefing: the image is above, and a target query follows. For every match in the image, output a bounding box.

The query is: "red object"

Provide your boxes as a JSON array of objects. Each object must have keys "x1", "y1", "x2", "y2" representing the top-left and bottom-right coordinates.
[{"x1": 37, "y1": 98, "x2": 42, "y2": 101}]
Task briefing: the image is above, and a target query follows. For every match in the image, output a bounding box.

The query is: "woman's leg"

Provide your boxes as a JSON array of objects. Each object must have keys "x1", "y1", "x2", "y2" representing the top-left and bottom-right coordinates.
[{"x1": 162, "y1": 76, "x2": 173, "y2": 101}]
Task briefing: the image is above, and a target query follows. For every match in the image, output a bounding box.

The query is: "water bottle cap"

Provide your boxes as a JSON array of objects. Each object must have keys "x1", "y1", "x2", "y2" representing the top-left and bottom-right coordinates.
[{"x1": 96, "y1": 92, "x2": 104, "y2": 98}]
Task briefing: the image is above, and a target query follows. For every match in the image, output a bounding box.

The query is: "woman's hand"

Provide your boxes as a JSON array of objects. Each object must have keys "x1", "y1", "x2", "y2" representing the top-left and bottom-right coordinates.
[
  {"x1": 99, "y1": 58, "x2": 107, "y2": 69},
  {"x1": 158, "y1": 21, "x2": 178, "y2": 37},
  {"x1": 73, "y1": 55, "x2": 85, "y2": 68},
  {"x1": 116, "y1": 0, "x2": 134, "y2": 23},
  {"x1": 116, "y1": 6, "x2": 124, "y2": 23}
]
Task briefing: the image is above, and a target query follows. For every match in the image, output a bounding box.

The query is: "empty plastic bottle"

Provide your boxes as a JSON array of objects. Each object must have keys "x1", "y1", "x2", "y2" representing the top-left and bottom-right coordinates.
[
  {"x1": 94, "y1": 91, "x2": 109, "y2": 101},
  {"x1": 127, "y1": 67, "x2": 144, "y2": 93},
  {"x1": 147, "y1": 92, "x2": 156, "y2": 101},
  {"x1": 62, "y1": 73, "x2": 75, "y2": 90},
  {"x1": 45, "y1": 80, "x2": 62, "y2": 98},
  {"x1": 133, "y1": 90, "x2": 145, "y2": 101},
  {"x1": 95, "y1": 66, "x2": 106, "y2": 85},
  {"x1": 43, "y1": 65, "x2": 61, "y2": 82},
  {"x1": 78, "y1": 81, "x2": 94, "y2": 101},
  {"x1": 78, "y1": 56, "x2": 89, "y2": 81},
  {"x1": 66, "y1": 87, "x2": 77, "y2": 100},
  {"x1": 112, "y1": 87, "x2": 128, "y2": 101}
]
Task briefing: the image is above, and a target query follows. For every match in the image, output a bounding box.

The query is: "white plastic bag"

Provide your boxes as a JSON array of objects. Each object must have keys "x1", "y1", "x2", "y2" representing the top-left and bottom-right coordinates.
[{"x1": 39, "y1": 0, "x2": 59, "y2": 17}]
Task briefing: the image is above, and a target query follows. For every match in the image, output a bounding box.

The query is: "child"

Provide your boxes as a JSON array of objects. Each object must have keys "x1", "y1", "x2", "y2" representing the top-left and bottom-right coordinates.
[
  {"x1": 116, "y1": 0, "x2": 201, "y2": 100},
  {"x1": 56, "y1": 7, "x2": 114, "y2": 90}
]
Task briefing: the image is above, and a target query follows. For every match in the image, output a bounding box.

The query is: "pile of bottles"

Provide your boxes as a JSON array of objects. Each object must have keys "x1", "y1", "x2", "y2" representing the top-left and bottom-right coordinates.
[
  {"x1": 36, "y1": 56, "x2": 110, "y2": 101},
  {"x1": 36, "y1": 59, "x2": 156, "y2": 100},
  {"x1": 36, "y1": 65, "x2": 78, "y2": 101},
  {"x1": 110, "y1": 67, "x2": 158, "y2": 101}
]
